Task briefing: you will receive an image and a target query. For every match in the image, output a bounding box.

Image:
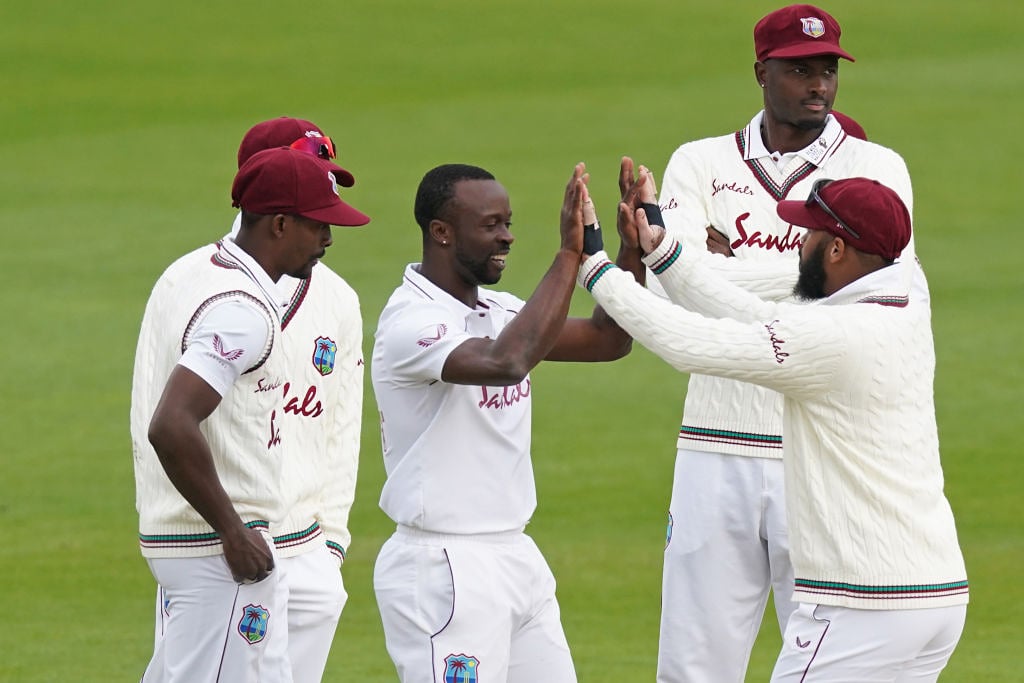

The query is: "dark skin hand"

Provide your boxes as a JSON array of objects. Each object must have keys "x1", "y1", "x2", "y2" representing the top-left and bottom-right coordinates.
[
  {"x1": 440, "y1": 163, "x2": 589, "y2": 385},
  {"x1": 148, "y1": 366, "x2": 274, "y2": 583},
  {"x1": 706, "y1": 226, "x2": 734, "y2": 256},
  {"x1": 441, "y1": 160, "x2": 645, "y2": 385},
  {"x1": 546, "y1": 156, "x2": 647, "y2": 361}
]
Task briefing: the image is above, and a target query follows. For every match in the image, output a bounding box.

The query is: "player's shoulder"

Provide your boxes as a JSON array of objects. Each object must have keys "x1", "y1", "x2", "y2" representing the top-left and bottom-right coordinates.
[
  {"x1": 153, "y1": 242, "x2": 251, "y2": 293},
  {"x1": 837, "y1": 135, "x2": 908, "y2": 164},
  {"x1": 376, "y1": 282, "x2": 451, "y2": 336},
  {"x1": 671, "y1": 129, "x2": 740, "y2": 156},
  {"x1": 665, "y1": 130, "x2": 745, "y2": 177}
]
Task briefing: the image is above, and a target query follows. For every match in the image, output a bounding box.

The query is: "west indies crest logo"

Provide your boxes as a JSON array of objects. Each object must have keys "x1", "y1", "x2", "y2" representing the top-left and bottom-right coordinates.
[
  {"x1": 444, "y1": 653, "x2": 479, "y2": 682},
  {"x1": 312, "y1": 336, "x2": 337, "y2": 376},
  {"x1": 237, "y1": 604, "x2": 270, "y2": 645},
  {"x1": 800, "y1": 17, "x2": 825, "y2": 38}
]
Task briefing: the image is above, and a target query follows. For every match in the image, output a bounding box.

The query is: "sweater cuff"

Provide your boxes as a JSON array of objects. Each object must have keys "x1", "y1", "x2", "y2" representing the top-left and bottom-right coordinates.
[
  {"x1": 326, "y1": 539, "x2": 346, "y2": 565},
  {"x1": 642, "y1": 237, "x2": 683, "y2": 275},
  {"x1": 578, "y1": 251, "x2": 617, "y2": 292}
]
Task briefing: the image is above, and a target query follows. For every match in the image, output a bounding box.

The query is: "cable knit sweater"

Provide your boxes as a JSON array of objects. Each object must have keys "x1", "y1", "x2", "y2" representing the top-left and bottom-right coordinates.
[
  {"x1": 658, "y1": 111, "x2": 920, "y2": 458},
  {"x1": 130, "y1": 242, "x2": 288, "y2": 558},
  {"x1": 579, "y1": 240, "x2": 967, "y2": 610},
  {"x1": 272, "y1": 265, "x2": 363, "y2": 564}
]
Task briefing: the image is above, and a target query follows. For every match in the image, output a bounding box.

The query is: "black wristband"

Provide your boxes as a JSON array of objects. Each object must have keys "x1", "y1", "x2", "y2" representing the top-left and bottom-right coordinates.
[
  {"x1": 642, "y1": 202, "x2": 665, "y2": 228},
  {"x1": 583, "y1": 222, "x2": 604, "y2": 255}
]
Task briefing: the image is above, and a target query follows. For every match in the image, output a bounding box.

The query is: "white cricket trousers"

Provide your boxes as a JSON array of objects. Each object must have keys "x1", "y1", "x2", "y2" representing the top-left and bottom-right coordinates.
[
  {"x1": 771, "y1": 602, "x2": 967, "y2": 681},
  {"x1": 374, "y1": 525, "x2": 577, "y2": 683},
  {"x1": 658, "y1": 449, "x2": 795, "y2": 683},
  {"x1": 143, "y1": 552, "x2": 291, "y2": 683},
  {"x1": 280, "y1": 545, "x2": 347, "y2": 683}
]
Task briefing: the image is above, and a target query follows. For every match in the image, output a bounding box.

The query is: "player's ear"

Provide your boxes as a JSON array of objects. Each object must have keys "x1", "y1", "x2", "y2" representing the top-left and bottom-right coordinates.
[
  {"x1": 754, "y1": 61, "x2": 767, "y2": 88},
  {"x1": 828, "y1": 236, "x2": 845, "y2": 263},
  {"x1": 270, "y1": 214, "x2": 288, "y2": 239},
  {"x1": 429, "y1": 219, "x2": 452, "y2": 247}
]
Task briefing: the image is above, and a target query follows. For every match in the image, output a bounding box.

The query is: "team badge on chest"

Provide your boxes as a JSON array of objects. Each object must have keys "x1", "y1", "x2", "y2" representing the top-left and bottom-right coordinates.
[
  {"x1": 443, "y1": 653, "x2": 479, "y2": 682},
  {"x1": 237, "y1": 604, "x2": 270, "y2": 644},
  {"x1": 312, "y1": 336, "x2": 337, "y2": 376}
]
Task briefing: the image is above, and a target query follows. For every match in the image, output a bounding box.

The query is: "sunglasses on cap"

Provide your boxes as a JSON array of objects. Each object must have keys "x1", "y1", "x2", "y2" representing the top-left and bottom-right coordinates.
[
  {"x1": 289, "y1": 135, "x2": 337, "y2": 160},
  {"x1": 807, "y1": 178, "x2": 861, "y2": 240}
]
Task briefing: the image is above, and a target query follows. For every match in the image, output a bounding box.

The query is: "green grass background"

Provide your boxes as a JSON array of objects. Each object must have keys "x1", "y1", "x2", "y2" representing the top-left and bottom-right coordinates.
[{"x1": 2, "y1": 0, "x2": 1021, "y2": 680}]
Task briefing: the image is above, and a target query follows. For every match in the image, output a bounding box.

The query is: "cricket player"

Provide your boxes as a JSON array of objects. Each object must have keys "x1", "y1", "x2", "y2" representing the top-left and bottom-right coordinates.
[
  {"x1": 130, "y1": 146, "x2": 368, "y2": 682},
  {"x1": 651, "y1": 6, "x2": 927, "y2": 680},
  {"x1": 148, "y1": 117, "x2": 369, "y2": 683},
  {"x1": 236, "y1": 118, "x2": 367, "y2": 683},
  {"x1": 370, "y1": 162, "x2": 641, "y2": 682},
  {"x1": 578, "y1": 175, "x2": 967, "y2": 681}
]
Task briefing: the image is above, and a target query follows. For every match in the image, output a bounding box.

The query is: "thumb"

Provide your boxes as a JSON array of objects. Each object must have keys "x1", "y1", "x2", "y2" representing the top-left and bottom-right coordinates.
[{"x1": 635, "y1": 207, "x2": 663, "y2": 255}]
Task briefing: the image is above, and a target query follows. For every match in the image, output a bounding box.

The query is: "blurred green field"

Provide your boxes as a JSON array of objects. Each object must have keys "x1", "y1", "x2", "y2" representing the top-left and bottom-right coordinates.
[{"x1": 2, "y1": 0, "x2": 1021, "y2": 680}]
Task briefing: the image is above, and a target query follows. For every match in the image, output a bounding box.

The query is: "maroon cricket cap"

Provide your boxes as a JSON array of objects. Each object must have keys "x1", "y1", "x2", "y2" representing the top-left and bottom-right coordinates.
[
  {"x1": 754, "y1": 4, "x2": 855, "y2": 62},
  {"x1": 776, "y1": 178, "x2": 910, "y2": 261},
  {"x1": 231, "y1": 147, "x2": 370, "y2": 227},
  {"x1": 237, "y1": 116, "x2": 355, "y2": 187}
]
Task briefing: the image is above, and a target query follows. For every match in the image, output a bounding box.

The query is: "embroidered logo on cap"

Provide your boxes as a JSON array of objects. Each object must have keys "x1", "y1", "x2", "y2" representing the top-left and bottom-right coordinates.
[{"x1": 800, "y1": 17, "x2": 825, "y2": 38}]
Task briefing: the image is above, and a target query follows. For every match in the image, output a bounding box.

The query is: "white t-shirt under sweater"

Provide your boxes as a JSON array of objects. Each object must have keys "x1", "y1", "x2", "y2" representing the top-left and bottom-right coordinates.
[
  {"x1": 371, "y1": 264, "x2": 535, "y2": 534},
  {"x1": 130, "y1": 239, "x2": 289, "y2": 558},
  {"x1": 658, "y1": 111, "x2": 921, "y2": 459},
  {"x1": 272, "y1": 263, "x2": 363, "y2": 563},
  {"x1": 578, "y1": 242, "x2": 968, "y2": 610}
]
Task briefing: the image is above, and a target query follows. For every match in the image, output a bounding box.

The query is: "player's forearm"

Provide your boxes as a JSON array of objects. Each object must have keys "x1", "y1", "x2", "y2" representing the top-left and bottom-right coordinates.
[
  {"x1": 577, "y1": 241, "x2": 643, "y2": 360},
  {"x1": 479, "y1": 248, "x2": 580, "y2": 381},
  {"x1": 646, "y1": 238, "x2": 779, "y2": 323},
  {"x1": 148, "y1": 422, "x2": 249, "y2": 539}
]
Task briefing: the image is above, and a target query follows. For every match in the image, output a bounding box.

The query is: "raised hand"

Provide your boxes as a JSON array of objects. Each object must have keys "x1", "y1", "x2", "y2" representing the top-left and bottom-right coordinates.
[
  {"x1": 581, "y1": 182, "x2": 604, "y2": 256},
  {"x1": 635, "y1": 205, "x2": 667, "y2": 256},
  {"x1": 560, "y1": 162, "x2": 586, "y2": 255}
]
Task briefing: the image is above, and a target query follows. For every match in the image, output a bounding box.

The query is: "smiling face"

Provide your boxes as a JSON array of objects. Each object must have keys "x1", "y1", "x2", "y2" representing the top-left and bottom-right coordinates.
[
  {"x1": 443, "y1": 179, "x2": 514, "y2": 287},
  {"x1": 760, "y1": 55, "x2": 840, "y2": 133}
]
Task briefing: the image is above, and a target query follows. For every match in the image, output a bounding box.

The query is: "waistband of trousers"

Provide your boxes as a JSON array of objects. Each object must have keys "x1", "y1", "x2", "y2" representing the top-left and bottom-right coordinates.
[{"x1": 395, "y1": 524, "x2": 526, "y2": 544}]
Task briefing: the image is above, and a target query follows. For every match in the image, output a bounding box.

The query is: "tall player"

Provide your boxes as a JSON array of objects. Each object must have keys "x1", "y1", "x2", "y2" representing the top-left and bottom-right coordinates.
[
  {"x1": 370, "y1": 162, "x2": 641, "y2": 682},
  {"x1": 130, "y1": 146, "x2": 368, "y2": 682},
  {"x1": 652, "y1": 5, "x2": 926, "y2": 681}
]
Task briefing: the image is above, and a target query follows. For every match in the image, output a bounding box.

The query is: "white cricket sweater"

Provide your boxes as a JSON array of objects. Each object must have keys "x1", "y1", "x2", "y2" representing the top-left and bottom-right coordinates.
[
  {"x1": 658, "y1": 111, "x2": 922, "y2": 459},
  {"x1": 130, "y1": 242, "x2": 288, "y2": 558},
  {"x1": 579, "y1": 242, "x2": 967, "y2": 610},
  {"x1": 271, "y1": 264, "x2": 363, "y2": 563}
]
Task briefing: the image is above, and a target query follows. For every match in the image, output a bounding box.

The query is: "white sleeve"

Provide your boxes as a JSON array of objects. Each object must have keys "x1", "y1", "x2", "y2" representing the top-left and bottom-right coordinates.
[
  {"x1": 376, "y1": 304, "x2": 473, "y2": 384},
  {"x1": 579, "y1": 253, "x2": 845, "y2": 399},
  {"x1": 642, "y1": 238, "x2": 783, "y2": 323},
  {"x1": 659, "y1": 144, "x2": 715, "y2": 254},
  {"x1": 178, "y1": 297, "x2": 274, "y2": 396}
]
